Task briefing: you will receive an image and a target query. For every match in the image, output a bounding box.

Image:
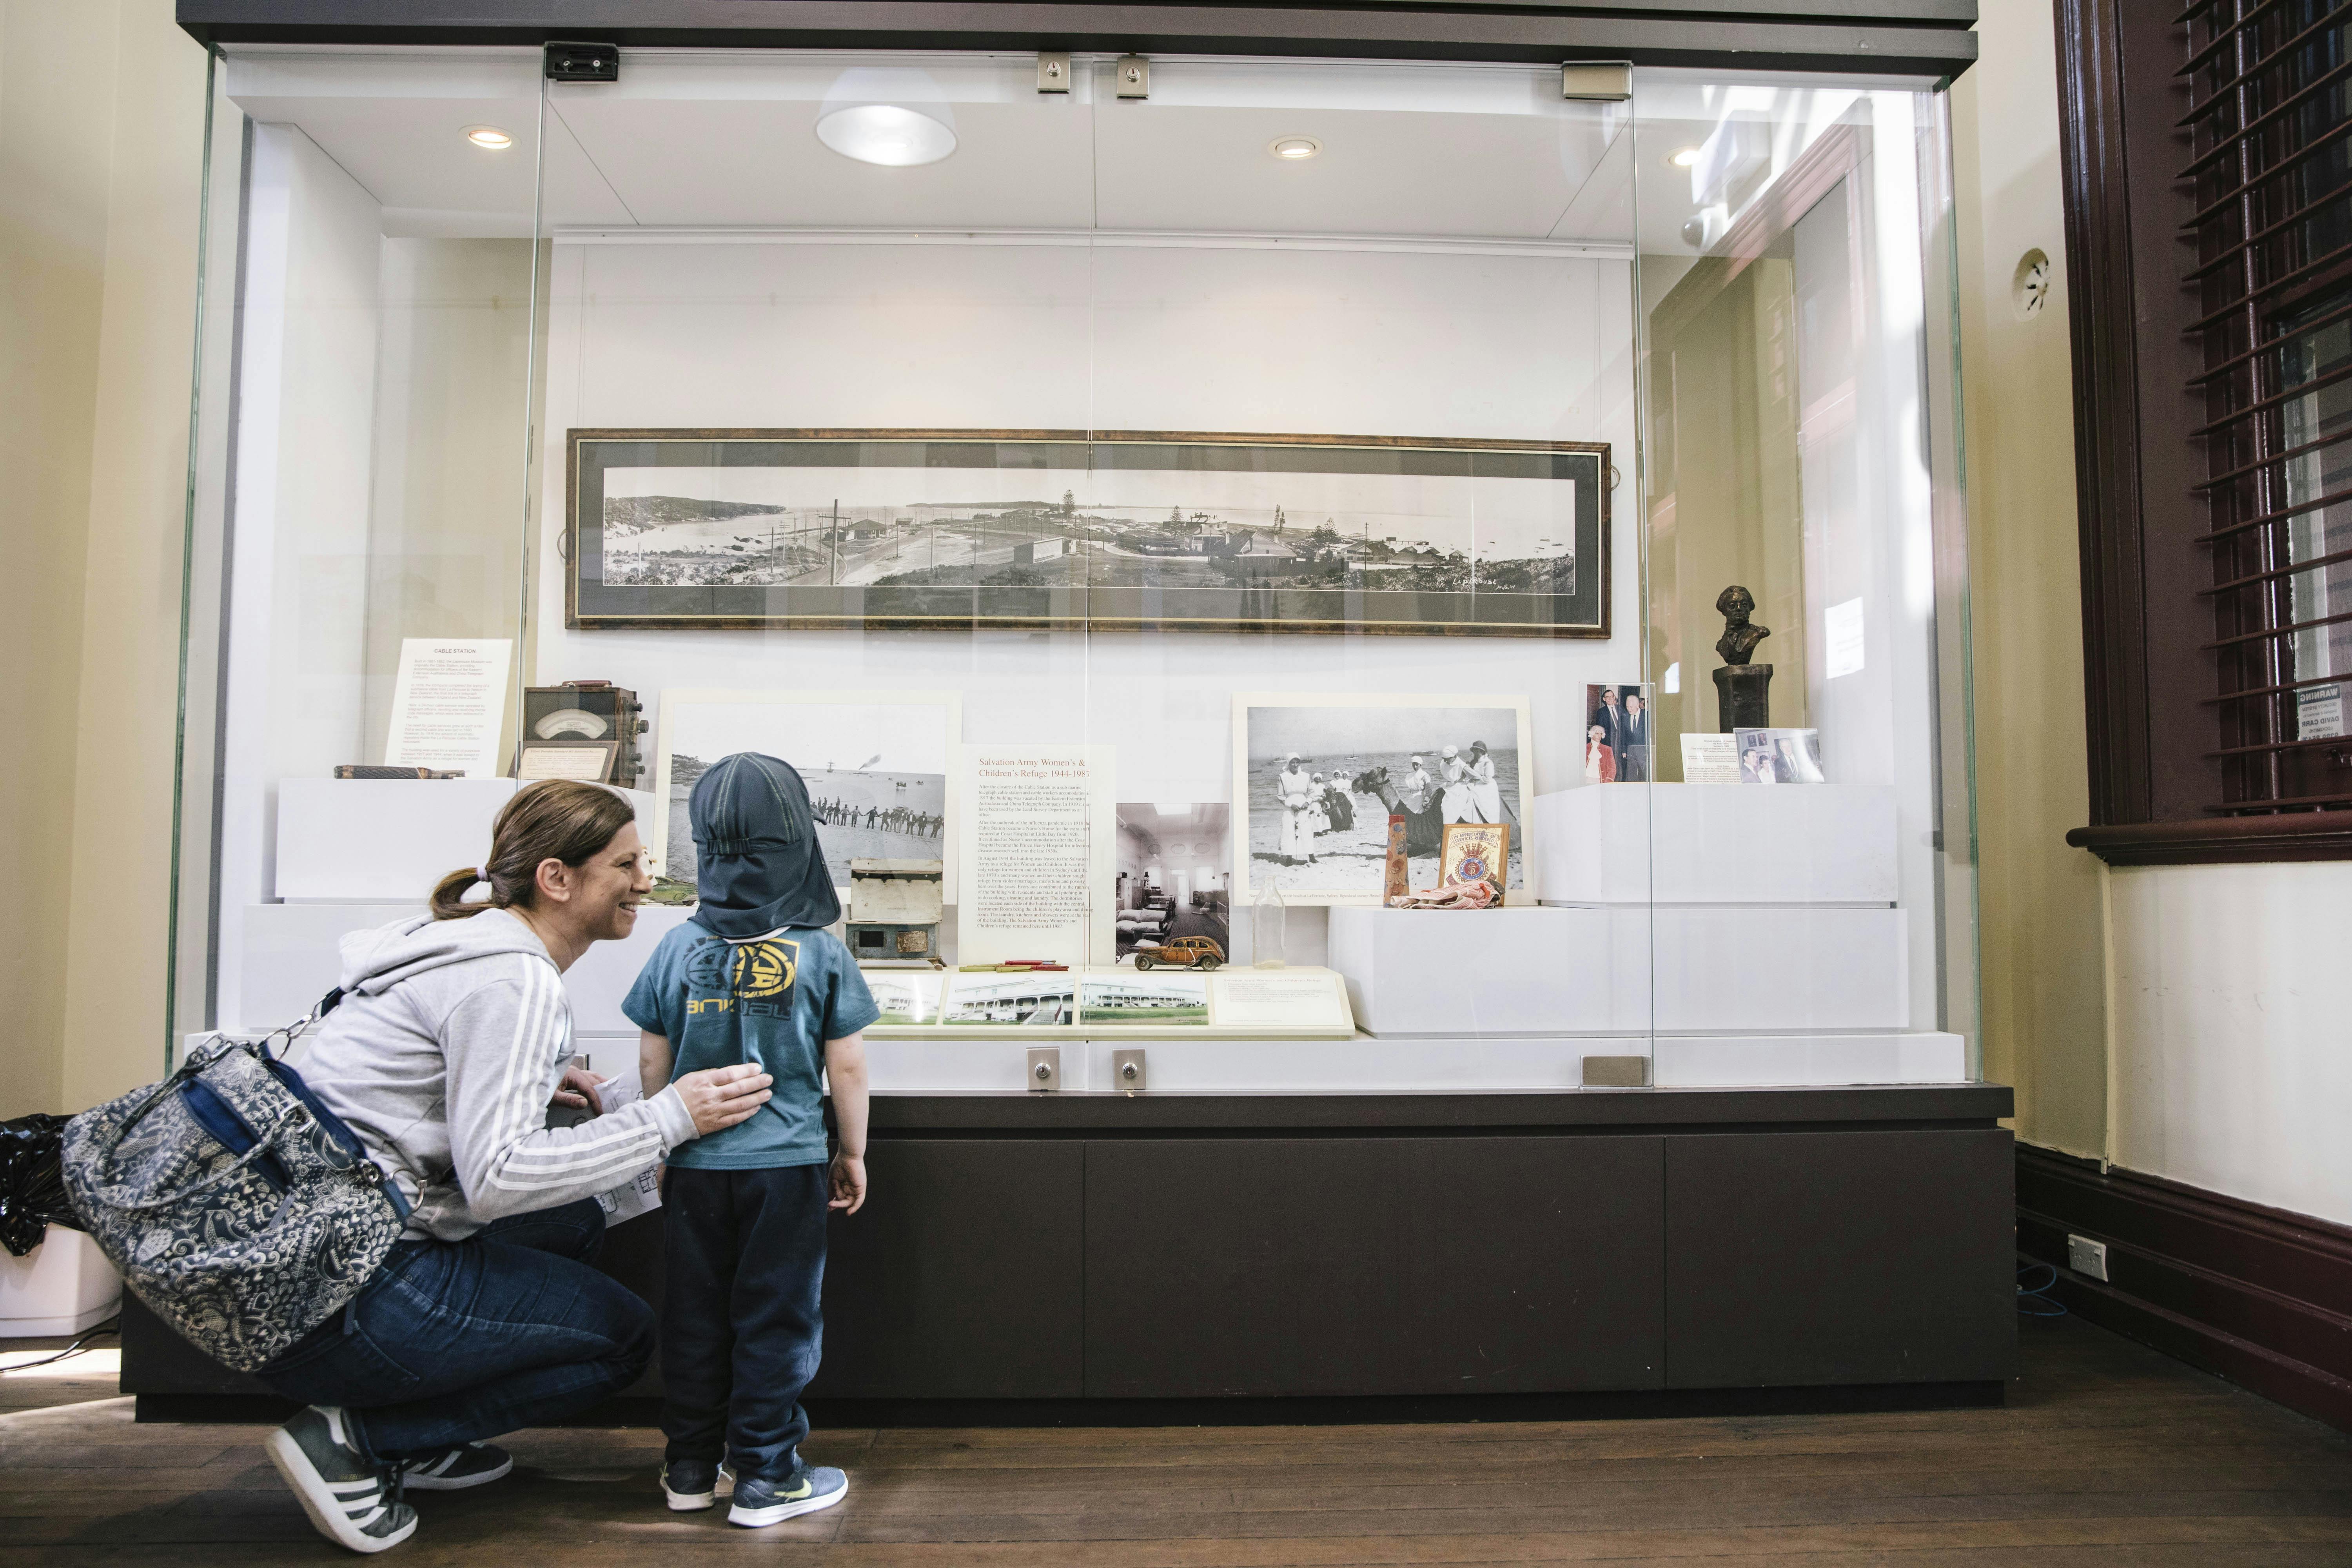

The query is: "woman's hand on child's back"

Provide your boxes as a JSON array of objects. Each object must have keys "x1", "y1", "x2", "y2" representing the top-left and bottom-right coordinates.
[
  {"x1": 828, "y1": 1152, "x2": 867, "y2": 1215},
  {"x1": 673, "y1": 1063, "x2": 775, "y2": 1135}
]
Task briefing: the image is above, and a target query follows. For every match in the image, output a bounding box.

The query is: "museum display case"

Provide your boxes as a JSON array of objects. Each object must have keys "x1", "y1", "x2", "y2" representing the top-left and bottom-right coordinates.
[
  {"x1": 167, "y1": 42, "x2": 1977, "y2": 1096},
  {"x1": 134, "y1": 7, "x2": 2009, "y2": 1412}
]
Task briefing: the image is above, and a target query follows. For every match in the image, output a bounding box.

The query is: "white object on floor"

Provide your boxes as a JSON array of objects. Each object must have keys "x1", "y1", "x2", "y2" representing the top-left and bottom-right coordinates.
[{"x1": 0, "y1": 1228, "x2": 122, "y2": 1339}]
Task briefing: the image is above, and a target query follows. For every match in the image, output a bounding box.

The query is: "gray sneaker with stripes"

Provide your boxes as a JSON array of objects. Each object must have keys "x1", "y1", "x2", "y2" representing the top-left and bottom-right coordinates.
[
  {"x1": 263, "y1": 1406, "x2": 419, "y2": 1554},
  {"x1": 399, "y1": 1441, "x2": 514, "y2": 1490}
]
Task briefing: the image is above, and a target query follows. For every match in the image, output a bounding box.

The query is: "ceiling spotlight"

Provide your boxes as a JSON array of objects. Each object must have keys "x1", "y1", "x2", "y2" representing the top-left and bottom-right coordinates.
[
  {"x1": 465, "y1": 125, "x2": 514, "y2": 150},
  {"x1": 817, "y1": 103, "x2": 957, "y2": 167},
  {"x1": 1666, "y1": 145, "x2": 1702, "y2": 169},
  {"x1": 1270, "y1": 135, "x2": 1322, "y2": 160}
]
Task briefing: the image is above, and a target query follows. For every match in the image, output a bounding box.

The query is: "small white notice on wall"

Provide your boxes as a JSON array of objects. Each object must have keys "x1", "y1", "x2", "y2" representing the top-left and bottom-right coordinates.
[
  {"x1": 957, "y1": 745, "x2": 1116, "y2": 967},
  {"x1": 1825, "y1": 597, "x2": 1863, "y2": 677},
  {"x1": 385, "y1": 639, "x2": 511, "y2": 778},
  {"x1": 2298, "y1": 682, "x2": 2345, "y2": 741},
  {"x1": 1824, "y1": 598, "x2": 1866, "y2": 680}
]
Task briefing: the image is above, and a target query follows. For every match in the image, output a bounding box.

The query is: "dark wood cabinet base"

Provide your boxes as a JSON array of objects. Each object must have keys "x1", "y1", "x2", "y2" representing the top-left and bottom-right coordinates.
[{"x1": 122, "y1": 1086, "x2": 2017, "y2": 1416}]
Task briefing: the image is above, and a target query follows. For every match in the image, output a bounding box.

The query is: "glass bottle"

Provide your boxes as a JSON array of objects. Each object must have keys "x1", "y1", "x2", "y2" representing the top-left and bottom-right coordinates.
[{"x1": 1250, "y1": 879, "x2": 1287, "y2": 969}]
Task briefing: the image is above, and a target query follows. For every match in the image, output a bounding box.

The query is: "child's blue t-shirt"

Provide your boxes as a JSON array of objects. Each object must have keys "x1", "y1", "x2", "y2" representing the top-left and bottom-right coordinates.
[{"x1": 622, "y1": 918, "x2": 879, "y2": 1170}]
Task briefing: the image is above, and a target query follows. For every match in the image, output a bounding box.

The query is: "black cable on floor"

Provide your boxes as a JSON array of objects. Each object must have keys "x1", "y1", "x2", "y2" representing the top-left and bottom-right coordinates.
[{"x1": 0, "y1": 1317, "x2": 120, "y2": 1372}]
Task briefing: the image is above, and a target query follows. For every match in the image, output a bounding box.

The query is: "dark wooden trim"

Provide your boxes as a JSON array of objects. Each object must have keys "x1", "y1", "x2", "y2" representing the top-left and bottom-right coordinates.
[
  {"x1": 2015, "y1": 1143, "x2": 2352, "y2": 1434},
  {"x1": 2067, "y1": 810, "x2": 2352, "y2": 864},
  {"x1": 2055, "y1": 0, "x2": 2153, "y2": 829},
  {"x1": 175, "y1": 2, "x2": 1980, "y2": 76},
  {"x1": 860, "y1": 1084, "x2": 2014, "y2": 1132},
  {"x1": 134, "y1": 1381, "x2": 2007, "y2": 1428}
]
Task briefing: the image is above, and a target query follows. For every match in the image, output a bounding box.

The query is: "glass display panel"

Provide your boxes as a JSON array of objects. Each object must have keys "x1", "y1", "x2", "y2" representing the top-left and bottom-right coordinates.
[
  {"x1": 1630, "y1": 73, "x2": 1978, "y2": 1084},
  {"x1": 171, "y1": 44, "x2": 1975, "y2": 1093}
]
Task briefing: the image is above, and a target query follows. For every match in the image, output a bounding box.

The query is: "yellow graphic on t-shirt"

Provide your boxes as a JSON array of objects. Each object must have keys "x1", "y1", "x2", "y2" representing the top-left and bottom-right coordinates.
[{"x1": 730, "y1": 939, "x2": 797, "y2": 1000}]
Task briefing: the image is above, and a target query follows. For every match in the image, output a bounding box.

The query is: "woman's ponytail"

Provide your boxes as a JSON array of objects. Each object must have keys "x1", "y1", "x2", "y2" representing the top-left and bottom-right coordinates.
[{"x1": 428, "y1": 780, "x2": 637, "y2": 920}]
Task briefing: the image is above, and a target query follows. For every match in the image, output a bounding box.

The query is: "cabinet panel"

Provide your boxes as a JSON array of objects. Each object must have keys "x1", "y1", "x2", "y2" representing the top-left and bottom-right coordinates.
[
  {"x1": 1664, "y1": 1129, "x2": 2014, "y2": 1388},
  {"x1": 811, "y1": 1138, "x2": 1085, "y2": 1399},
  {"x1": 1084, "y1": 1135, "x2": 1664, "y2": 1397}
]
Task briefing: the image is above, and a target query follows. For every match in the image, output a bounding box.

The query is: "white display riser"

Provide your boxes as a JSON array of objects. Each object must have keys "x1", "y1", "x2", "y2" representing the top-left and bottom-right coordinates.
[
  {"x1": 1329, "y1": 905, "x2": 1909, "y2": 1035},
  {"x1": 566, "y1": 1031, "x2": 1965, "y2": 1092},
  {"x1": 274, "y1": 778, "x2": 659, "y2": 904},
  {"x1": 1532, "y1": 782, "x2": 1900, "y2": 906},
  {"x1": 236, "y1": 900, "x2": 697, "y2": 1035},
  {"x1": 0, "y1": 1228, "x2": 122, "y2": 1339}
]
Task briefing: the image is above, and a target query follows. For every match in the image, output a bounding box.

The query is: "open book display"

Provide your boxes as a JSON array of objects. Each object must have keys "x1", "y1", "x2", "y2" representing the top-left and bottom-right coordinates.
[{"x1": 859, "y1": 965, "x2": 1355, "y2": 1039}]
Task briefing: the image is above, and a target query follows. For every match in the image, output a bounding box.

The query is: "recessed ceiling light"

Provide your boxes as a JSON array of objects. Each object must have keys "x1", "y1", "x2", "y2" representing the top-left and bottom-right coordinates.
[
  {"x1": 1270, "y1": 136, "x2": 1322, "y2": 160},
  {"x1": 1666, "y1": 145, "x2": 1702, "y2": 169},
  {"x1": 465, "y1": 125, "x2": 513, "y2": 150},
  {"x1": 816, "y1": 103, "x2": 957, "y2": 167}
]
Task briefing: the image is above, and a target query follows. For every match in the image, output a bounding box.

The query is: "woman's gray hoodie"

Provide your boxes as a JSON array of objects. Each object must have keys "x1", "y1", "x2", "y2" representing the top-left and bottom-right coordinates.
[{"x1": 296, "y1": 908, "x2": 698, "y2": 1242}]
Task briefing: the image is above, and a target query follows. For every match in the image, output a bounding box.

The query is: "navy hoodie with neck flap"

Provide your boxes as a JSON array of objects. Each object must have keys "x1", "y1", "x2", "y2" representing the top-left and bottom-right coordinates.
[{"x1": 689, "y1": 751, "x2": 840, "y2": 937}]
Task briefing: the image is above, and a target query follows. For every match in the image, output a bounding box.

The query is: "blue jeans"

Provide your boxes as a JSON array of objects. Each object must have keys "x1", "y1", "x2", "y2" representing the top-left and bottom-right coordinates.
[
  {"x1": 259, "y1": 1198, "x2": 654, "y2": 1464},
  {"x1": 660, "y1": 1164, "x2": 828, "y2": 1481}
]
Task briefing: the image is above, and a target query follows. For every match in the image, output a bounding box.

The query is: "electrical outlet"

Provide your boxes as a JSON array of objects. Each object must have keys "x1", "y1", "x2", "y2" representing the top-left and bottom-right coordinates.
[{"x1": 2066, "y1": 1234, "x2": 2109, "y2": 1282}]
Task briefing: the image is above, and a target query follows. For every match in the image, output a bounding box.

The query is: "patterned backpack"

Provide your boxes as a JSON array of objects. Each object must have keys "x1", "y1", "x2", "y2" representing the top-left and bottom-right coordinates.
[{"x1": 60, "y1": 995, "x2": 410, "y2": 1372}]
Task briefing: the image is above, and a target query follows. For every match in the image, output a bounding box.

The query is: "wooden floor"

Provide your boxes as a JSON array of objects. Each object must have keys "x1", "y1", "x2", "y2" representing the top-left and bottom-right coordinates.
[{"x1": 4, "y1": 1317, "x2": 2350, "y2": 1566}]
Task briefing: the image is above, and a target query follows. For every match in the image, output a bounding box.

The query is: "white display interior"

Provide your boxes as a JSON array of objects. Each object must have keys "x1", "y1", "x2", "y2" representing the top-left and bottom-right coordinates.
[{"x1": 196, "y1": 50, "x2": 1971, "y2": 1093}]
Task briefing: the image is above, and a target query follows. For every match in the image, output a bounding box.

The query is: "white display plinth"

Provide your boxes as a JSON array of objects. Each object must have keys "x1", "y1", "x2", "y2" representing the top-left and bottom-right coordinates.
[
  {"x1": 1328, "y1": 907, "x2": 1647, "y2": 1036},
  {"x1": 1532, "y1": 782, "x2": 1900, "y2": 905},
  {"x1": 1653, "y1": 1032, "x2": 1966, "y2": 1088},
  {"x1": 274, "y1": 779, "x2": 660, "y2": 904},
  {"x1": 237, "y1": 899, "x2": 693, "y2": 1036},
  {"x1": 1327, "y1": 905, "x2": 1907, "y2": 1035},
  {"x1": 275, "y1": 778, "x2": 518, "y2": 902},
  {"x1": 0, "y1": 1229, "x2": 122, "y2": 1339}
]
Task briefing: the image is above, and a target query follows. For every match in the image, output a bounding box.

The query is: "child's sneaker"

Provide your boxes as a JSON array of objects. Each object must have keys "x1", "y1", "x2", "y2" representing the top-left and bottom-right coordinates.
[
  {"x1": 399, "y1": 1441, "x2": 512, "y2": 1491},
  {"x1": 662, "y1": 1459, "x2": 721, "y2": 1511},
  {"x1": 728, "y1": 1463, "x2": 847, "y2": 1527},
  {"x1": 263, "y1": 1405, "x2": 419, "y2": 1554}
]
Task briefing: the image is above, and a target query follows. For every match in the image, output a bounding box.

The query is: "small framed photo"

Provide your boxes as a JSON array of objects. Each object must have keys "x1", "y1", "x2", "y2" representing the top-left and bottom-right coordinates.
[
  {"x1": 1439, "y1": 823, "x2": 1509, "y2": 901},
  {"x1": 1581, "y1": 683, "x2": 1653, "y2": 784},
  {"x1": 1734, "y1": 728, "x2": 1826, "y2": 784},
  {"x1": 517, "y1": 740, "x2": 619, "y2": 783}
]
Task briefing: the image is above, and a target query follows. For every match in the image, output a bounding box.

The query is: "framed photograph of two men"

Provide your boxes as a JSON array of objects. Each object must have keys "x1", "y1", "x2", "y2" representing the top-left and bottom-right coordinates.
[{"x1": 565, "y1": 429, "x2": 1610, "y2": 638}]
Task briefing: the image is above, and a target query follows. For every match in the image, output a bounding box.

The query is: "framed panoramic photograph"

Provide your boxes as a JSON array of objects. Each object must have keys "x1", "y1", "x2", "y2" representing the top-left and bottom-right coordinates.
[
  {"x1": 566, "y1": 429, "x2": 1609, "y2": 637},
  {"x1": 1232, "y1": 693, "x2": 1535, "y2": 906}
]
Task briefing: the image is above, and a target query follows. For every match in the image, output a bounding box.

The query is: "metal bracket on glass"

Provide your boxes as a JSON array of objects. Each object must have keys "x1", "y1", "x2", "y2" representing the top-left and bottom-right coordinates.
[
  {"x1": 1113, "y1": 1048, "x2": 1147, "y2": 1093},
  {"x1": 544, "y1": 42, "x2": 619, "y2": 83},
  {"x1": 1115, "y1": 56, "x2": 1151, "y2": 99},
  {"x1": 1037, "y1": 52, "x2": 1072, "y2": 93},
  {"x1": 1560, "y1": 62, "x2": 1632, "y2": 102},
  {"x1": 1027, "y1": 1047, "x2": 1060, "y2": 1093}
]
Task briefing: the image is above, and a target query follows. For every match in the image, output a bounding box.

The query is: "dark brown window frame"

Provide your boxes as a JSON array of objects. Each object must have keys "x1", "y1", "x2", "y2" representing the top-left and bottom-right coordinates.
[{"x1": 2058, "y1": 0, "x2": 2352, "y2": 865}]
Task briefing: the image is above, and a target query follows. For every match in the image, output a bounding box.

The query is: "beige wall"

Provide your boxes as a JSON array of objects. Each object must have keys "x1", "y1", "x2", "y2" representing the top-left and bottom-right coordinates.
[
  {"x1": 1950, "y1": 0, "x2": 2111, "y2": 1158},
  {"x1": 0, "y1": 1, "x2": 207, "y2": 1117}
]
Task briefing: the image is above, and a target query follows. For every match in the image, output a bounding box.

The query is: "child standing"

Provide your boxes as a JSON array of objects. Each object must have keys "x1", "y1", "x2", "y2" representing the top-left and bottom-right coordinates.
[{"x1": 625, "y1": 752, "x2": 878, "y2": 1527}]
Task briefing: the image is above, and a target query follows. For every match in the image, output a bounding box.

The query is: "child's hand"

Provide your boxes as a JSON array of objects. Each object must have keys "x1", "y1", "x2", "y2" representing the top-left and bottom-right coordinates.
[{"x1": 828, "y1": 1151, "x2": 867, "y2": 1215}]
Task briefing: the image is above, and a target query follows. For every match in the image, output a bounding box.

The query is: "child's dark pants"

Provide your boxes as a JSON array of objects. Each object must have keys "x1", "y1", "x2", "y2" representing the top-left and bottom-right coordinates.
[{"x1": 659, "y1": 1164, "x2": 828, "y2": 1481}]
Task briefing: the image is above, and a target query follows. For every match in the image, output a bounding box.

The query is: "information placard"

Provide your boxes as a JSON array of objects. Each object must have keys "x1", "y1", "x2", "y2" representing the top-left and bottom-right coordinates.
[
  {"x1": 956, "y1": 745, "x2": 1115, "y2": 967},
  {"x1": 384, "y1": 639, "x2": 511, "y2": 779}
]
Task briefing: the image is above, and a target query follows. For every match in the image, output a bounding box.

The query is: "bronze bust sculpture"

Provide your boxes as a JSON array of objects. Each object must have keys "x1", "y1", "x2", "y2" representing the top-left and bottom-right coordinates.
[{"x1": 1715, "y1": 585, "x2": 1771, "y2": 666}]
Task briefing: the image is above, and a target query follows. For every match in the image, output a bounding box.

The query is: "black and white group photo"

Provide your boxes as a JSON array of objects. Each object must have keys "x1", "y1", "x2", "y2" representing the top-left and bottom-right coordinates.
[
  {"x1": 653, "y1": 692, "x2": 956, "y2": 893},
  {"x1": 1236, "y1": 698, "x2": 1530, "y2": 901}
]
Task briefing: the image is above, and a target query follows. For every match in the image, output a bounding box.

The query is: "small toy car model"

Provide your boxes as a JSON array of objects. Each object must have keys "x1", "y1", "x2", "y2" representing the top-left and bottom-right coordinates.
[{"x1": 1132, "y1": 936, "x2": 1225, "y2": 971}]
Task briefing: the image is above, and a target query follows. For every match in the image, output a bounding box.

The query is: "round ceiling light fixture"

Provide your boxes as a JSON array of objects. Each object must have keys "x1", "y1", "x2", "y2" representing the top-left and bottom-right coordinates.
[
  {"x1": 816, "y1": 103, "x2": 958, "y2": 167},
  {"x1": 1666, "y1": 145, "x2": 1702, "y2": 169},
  {"x1": 464, "y1": 125, "x2": 514, "y2": 150},
  {"x1": 1270, "y1": 135, "x2": 1323, "y2": 160}
]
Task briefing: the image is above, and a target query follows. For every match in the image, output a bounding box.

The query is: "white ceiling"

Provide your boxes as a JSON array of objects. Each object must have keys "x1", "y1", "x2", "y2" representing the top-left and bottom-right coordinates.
[{"x1": 222, "y1": 48, "x2": 1642, "y2": 247}]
